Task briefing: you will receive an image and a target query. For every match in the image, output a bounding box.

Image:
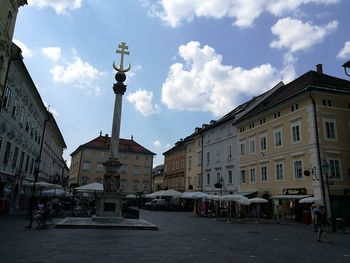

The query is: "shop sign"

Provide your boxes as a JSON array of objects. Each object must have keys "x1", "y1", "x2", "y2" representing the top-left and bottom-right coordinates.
[{"x1": 283, "y1": 188, "x2": 306, "y2": 195}]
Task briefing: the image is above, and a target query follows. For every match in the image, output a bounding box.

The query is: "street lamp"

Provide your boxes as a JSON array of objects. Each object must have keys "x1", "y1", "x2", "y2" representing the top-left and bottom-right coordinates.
[
  {"x1": 214, "y1": 177, "x2": 224, "y2": 196},
  {"x1": 33, "y1": 157, "x2": 40, "y2": 195},
  {"x1": 342, "y1": 60, "x2": 350, "y2": 77}
]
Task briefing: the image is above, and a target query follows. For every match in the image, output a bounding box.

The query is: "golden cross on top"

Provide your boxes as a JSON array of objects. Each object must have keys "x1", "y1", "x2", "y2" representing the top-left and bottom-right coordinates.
[{"x1": 113, "y1": 42, "x2": 131, "y2": 73}]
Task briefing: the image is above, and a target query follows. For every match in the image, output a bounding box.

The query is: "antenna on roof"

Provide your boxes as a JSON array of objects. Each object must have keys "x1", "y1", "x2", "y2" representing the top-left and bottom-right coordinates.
[{"x1": 131, "y1": 135, "x2": 134, "y2": 140}]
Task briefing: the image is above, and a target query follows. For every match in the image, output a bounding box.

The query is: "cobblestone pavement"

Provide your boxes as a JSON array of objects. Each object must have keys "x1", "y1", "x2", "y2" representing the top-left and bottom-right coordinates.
[{"x1": 0, "y1": 209, "x2": 349, "y2": 263}]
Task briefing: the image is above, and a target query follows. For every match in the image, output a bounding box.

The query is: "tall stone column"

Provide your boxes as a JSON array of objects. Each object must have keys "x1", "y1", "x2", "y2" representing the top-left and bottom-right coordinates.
[{"x1": 94, "y1": 42, "x2": 130, "y2": 220}]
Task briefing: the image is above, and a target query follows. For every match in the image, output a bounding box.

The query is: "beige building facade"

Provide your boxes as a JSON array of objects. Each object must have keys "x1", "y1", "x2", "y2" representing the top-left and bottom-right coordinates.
[
  {"x1": 236, "y1": 68, "x2": 350, "y2": 218},
  {"x1": 69, "y1": 134, "x2": 155, "y2": 194},
  {"x1": 184, "y1": 131, "x2": 202, "y2": 192},
  {"x1": 163, "y1": 140, "x2": 186, "y2": 192}
]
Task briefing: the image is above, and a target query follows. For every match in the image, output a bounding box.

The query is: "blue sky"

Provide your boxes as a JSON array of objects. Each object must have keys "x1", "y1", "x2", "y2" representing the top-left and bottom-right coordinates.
[{"x1": 13, "y1": 0, "x2": 350, "y2": 167}]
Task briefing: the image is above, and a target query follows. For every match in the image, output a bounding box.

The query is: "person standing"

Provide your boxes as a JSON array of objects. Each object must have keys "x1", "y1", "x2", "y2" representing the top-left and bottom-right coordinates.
[
  {"x1": 311, "y1": 204, "x2": 319, "y2": 232},
  {"x1": 316, "y1": 206, "x2": 332, "y2": 243}
]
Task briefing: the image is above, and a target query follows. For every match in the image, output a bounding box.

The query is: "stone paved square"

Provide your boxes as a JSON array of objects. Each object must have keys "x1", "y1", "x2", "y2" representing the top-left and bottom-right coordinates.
[{"x1": 0, "y1": 210, "x2": 349, "y2": 263}]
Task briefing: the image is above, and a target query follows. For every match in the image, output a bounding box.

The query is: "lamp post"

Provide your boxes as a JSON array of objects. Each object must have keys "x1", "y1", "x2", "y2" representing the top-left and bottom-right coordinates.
[
  {"x1": 342, "y1": 60, "x2": 350, "y2": 77},
  {"x1": 214, "y1": 177, "x2": 224, "y2": 196},
  {"x1": 321, "y1": 160, "x2": 331, "y2": 218},
  {"x1": 32, "y1": 157, "x2": 40, "y2": 197}
]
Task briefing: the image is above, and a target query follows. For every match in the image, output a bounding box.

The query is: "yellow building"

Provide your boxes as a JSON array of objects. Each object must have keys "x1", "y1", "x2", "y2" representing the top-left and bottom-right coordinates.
[
  {"x1": 163, "y1": 140, "x2": 186, "y2": 192},
  {"x1": 184, "y1": 131, "x2": 202, "y2": 191},
  {"x1": 236, "y1": 67, "x2": 350, "y2": 220},
  {"x1": 69, "y1": 134, "x2": 155, "y2": 194}
]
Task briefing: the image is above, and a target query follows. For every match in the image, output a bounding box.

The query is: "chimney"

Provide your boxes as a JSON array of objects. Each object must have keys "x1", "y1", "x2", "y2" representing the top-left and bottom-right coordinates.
[
  {"x1": 105, "y1": 133, "x2": 108, "y2": 138},
  {"x1": 316, "y1": 64, "x2": 323, "y2": 74}
]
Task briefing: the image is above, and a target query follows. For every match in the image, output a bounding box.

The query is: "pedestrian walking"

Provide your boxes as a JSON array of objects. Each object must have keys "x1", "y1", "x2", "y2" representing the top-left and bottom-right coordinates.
[
  {"x1": 311, "y1": 204, "x2": 319, "y2": 232},
  {"x1": 25, "y1": 197, "x2": 38, "y2": 229},
  {"x1": 315, "y1": 206, "x2": 332, "y2": 243}
]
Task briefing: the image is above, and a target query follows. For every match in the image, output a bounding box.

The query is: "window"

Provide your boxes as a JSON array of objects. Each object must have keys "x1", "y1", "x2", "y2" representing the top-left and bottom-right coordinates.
[
  {"x1": 144, "y1": 166, "x2": 151, "y2": 175},
  {"x1": 133, "y1": 166, "x2": 140, "y2": 175},
  {"x1": 135, "y1": 155, "x2": 140, "y2": 160},
  {"x1": 216, "y1": 172, "x2": 221, "y2": 182},
  {"x1": 120, "y1": 179, "x2": 127, "y2": 189},
  {"x1": 25, "y1": 155, "x2": 30, "y2": 172},
  {"x1": 2, "y1": 86, "x2": 11, "y2": 110},
  {"x1": 261, "y1": 166, "x2": 267, "y2": 182},
  {"x1": 19, "y1": 151, "x2": 25, "y2": 170},
  {"x1": 250, "y1": 168, "x2": 256, "y2": 183},
  {"x1": 99, "y1": 152, "x2": 104, "y2": 158},
  {"x1": 216, "y1": 149, "x2": 220, "y2": 162},
  {"x1": 240, "y1": 127, "x2": 245, "y2": 133},
  {"x1": 197, "y1": 152, "x2": 202, "y2": 165},
  {"x1": 143, "y1": 181, "x2": 149, "y2": 191},
  {"x1": 226, "y1": 125, "x2": 232, "y2": 135},
  {"x1": 291, "y1": 104, "x2": 299, "y2": 112},
  {"x1": 188, "y1": 157, "x2": 192, "y2": 171},
  {"x1": 175, "y1": 161, "x2": 179, "y2": 170},
  {"x1": 249, "y1": 138, "x2": 255, "y2": 154},
  {"x1": 328, "y1": 159, "x2": 341, "y2": 180},
  {"x1": 240, "y1": 170, "x2": 246, "y2": 184},
  {"x1": 228, "y1": 170, "x2": 233, "y2": 184},
  {"x1": 180, "y1": 160, "x2": 185, "y2": 169},
  {"x1": 206, "y1": 173, "x2": 210, "y2": 185},
  {"x1": 25, "y1": 114, "x2": 31, "y2": 132},
  {"x1": 30, "y1": 158, "x2": 34, "y2": 174},
  {"x1": 84, "y1": 150, "x2": 90, "y2": 156},
  {"x1": 274, "y1": 128, "x2": 282, "y2": 147},
  {"x1": 133, "y1": 180, "x2": 139, "y2": 191},
  {"x1": 19, "y1": 107, "x2": 24, "y2": 126},
  {"x1": 259, "y1": 118, "x2": 266, "y2": 125},
  {"x1": 3, "y1": 141, "x2": 11, "y2": 164},
  {"x1": 324, "y1": 119, "x2": 336, "y2": 140},
  {"x1": 260, "y1": 134, "x2": 267, "y2": 152},
  {"x1": 96, "y1": 163, "x2": 104, "y2": 172},
  {"x1": 291, "y1": 122, "x2": 301, "y2": 143},
  {"x1": 276, "y1": 163, "x2": 283, "y2": 181},
  {"x1": 274, "y1": 111, "x2": 281, "y2": 119},
  {"x1": 121, "y1": 164, "x2": 128, "y2": 173},
  {"x1": 227, "y1": 145, "x2": 232, "y2": 159},
  {"x1": 12, "y1": 97, "x2": 18, "y2": 117},
  {"x1": 293, "y1": 160, "x2": 303, "y2": 180},
  {"x1": 240, "y1": 142, "x2": 246, "y2": 156},
  {"x1": 82, "y1": 161, "x2": 90, "y2": 171},
  {"x1": 12, "y1": 147, "x2": 19, "y2": 168},
  {"x1": 206, "y1": 152, "x2": 210, "y2": 164}
]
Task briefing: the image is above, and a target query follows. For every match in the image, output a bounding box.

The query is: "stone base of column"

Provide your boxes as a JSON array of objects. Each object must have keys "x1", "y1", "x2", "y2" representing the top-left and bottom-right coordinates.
[{"x1": 94, "y1": 192, "x2": 123, "y2": 221}]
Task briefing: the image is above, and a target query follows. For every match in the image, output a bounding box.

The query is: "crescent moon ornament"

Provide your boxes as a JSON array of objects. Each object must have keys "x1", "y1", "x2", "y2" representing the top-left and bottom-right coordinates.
[{"x1": 113, "y1": 42, "x2": 131, "y2": 73}]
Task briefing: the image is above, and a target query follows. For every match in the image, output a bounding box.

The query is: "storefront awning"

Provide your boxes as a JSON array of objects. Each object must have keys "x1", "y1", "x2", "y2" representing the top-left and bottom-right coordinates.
[{"x1": 270, "y1": 195, "x2": 311, "y2": 200}]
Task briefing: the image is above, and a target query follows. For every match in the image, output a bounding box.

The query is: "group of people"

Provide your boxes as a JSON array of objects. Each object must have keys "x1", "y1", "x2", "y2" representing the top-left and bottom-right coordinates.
[
  {"x1": 311, "y1": 204, "x2": 332, "y2": 243},
  {"x1": 25, "y1": 199, "x2": 53, "y2": 229}
]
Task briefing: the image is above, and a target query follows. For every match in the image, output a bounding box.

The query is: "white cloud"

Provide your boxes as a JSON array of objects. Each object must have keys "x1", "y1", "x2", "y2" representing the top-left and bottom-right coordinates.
[
  {"x1": 144, "y1": 0, "x2": 339, "y2": 29},
  {"x1": 161, "y1": 41, "x2": 295, "y2": 117},
  {"x1": 43, "y1": 101, "x2": 60, "y2": 117},
  {"x1": 126, "y1": 89, "x2": 160, "y2": 117},
  {"x1": 50, "y1": 56, "x2": 103, "y2": 96},
  {"x1": 337, "y1": 41, "x2": 350, "y2": 59},
  {"x1": 13, "y1": 39, "x2": 32, "y2": 58},
  {"x1": 28, "y1": 0, "x2": 82, "y2": 14},
  {"x1": 270, "y1": 17, "x2": 338, "y2": 53},
  {"x1": 153, "y1": 140, "x2": 162, "y2": 148},
  {"x1": 41, "y1": 47, "x2": 61, "y2": 61}
]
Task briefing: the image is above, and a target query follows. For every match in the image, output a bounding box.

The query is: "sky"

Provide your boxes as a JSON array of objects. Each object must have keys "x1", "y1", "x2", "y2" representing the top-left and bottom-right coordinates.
[{"x1": 13, "y1": 0, "x2": 350, "y2": 168}]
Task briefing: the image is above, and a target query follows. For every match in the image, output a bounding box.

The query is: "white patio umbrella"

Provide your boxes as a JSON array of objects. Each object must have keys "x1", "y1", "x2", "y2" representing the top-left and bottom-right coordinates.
[
  {"x1": 207, "y1": 195, "x2": 223, "y2": 201},
  {"x1": 145, "y1": 190, "x2": 166, "y2": 198},
  {"x1": 158, "y1": 189, "x2": 183, "y2": 197},
  {"x1": 41, "y1": 188, "x2": 66, "y2": 197},
  {"x1": 23, "y1": 181, "x2": 62, "y2": 189},
  {"x1": 248, "y1": 197, "x2": 268, "y2": 204},
  {"x1": 74, "y1": 182, "x2": 103, "y2": 192},
  {"x1": 125, "y1": 194, "x2": 136, "y2": 199},
  {"x1": 222, "y1": 194, "x2": 247, "y2": 202},
  {"x1": 299, "y1": 197, "x2": 321, "y2": 204}
]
